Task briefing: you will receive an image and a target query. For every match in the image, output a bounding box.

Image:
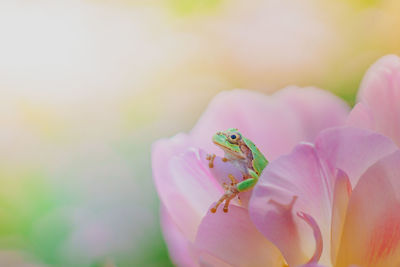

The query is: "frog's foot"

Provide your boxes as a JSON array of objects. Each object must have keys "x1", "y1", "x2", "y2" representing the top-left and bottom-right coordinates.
[
  {"x1": 228, "y1": 174, "x2": 239, "y2": 184},
  {"x1": 206, "y1": 154, "x2": 216, "y2": 168},
  {"x1": 210, "y1": 181, "x2": 239, "y2": 213}
]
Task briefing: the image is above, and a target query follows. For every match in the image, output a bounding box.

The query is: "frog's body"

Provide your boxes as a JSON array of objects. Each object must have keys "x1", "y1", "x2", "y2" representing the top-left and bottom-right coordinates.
[{"x1": 208, "y1": 128, "x2": 268, "y2": 212}]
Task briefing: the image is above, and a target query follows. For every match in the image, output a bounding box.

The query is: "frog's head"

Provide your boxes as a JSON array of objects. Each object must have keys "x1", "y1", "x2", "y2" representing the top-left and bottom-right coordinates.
[{"x1": 212, "y1": 128, "x2": 245, "y2": 159}]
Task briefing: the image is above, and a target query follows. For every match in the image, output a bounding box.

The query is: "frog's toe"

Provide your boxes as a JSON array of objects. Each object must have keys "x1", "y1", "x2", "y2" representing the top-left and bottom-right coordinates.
[
  {"x1": 228, "y1": 174, "x2": 239, "y2": 185},
  {"x1": 223, "y1": 198, "x2": 232, "y2": 213},
  {"x1": 206, "y1": 153, "x2": 216, "y2": 168}
]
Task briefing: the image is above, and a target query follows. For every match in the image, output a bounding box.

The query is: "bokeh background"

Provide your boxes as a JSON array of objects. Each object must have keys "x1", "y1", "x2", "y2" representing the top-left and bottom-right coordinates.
[{"x1": 0, "y1": 0, "x2": 399, "y2": 266}]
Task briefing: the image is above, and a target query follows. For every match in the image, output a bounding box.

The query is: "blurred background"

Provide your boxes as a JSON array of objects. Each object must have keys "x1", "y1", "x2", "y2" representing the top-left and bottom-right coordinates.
[{"x1": 0, "y1": 0, "x2": 399, "y2": 266}]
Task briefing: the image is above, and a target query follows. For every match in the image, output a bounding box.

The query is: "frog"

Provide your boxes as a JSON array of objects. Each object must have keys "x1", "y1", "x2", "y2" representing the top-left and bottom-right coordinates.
[{"x1": 206, "y1": 128, "x2": 268, "y2": 213}]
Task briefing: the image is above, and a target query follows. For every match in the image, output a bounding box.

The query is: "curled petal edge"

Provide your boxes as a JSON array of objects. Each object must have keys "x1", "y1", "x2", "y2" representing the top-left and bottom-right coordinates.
[{"x1": 297, "y1": 211, "x2": 323, "y2": 264}]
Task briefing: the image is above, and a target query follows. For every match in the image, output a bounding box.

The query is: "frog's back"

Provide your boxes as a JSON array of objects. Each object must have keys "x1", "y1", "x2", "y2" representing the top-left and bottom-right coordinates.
[{"x1": 243, "y1": 137, "x2": 268, "y2": 174}]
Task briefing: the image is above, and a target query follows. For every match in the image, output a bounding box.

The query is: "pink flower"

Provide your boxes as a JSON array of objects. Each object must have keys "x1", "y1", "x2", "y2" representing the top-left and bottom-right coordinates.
[
  {"x1": 152, "y1": 87, "x2": 349, "y2": 266},
  {"x1": 347, "y1": 55, "x2": 400, "y2": 147},
  {"x1": 249, "y1": 55, "x2": 400, "y2": 267}
]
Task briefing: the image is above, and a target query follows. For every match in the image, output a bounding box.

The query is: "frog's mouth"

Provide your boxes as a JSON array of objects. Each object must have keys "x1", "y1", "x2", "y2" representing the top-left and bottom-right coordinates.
[
  {"x1": 217, "y1": 144, "x2": 245, "y2": 159},
  {"x1": 212, "y1": 134, "x2": 245, "y2": 159}
]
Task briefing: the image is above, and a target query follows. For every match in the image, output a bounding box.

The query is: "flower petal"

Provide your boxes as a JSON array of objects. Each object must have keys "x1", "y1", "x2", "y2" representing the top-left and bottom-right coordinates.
[
  {"x1": 249, "y1": 143, "x2": 331, "y2": 266},
  {"x1": 297, "y1": 211, "x2": 323, "y2": 264},
  {"x1": 152, "y1": 137, "x2": 221, "y2": 241},
  {"x1": 152, "y1": 133, "x2": 191, "y2": 201},
  {"x1": 315, "y1": 126, "x2": 397, "y2": 187},
  {"x1": 330, "y1": 170, "x2": 352, "y2": 266},
  {"x1": 346, "y1": 103, "x2": 374, "y2": 130},
  {"x1": 190, "y1": 89, "x2": 300, "y2": 160},
  {"x1": 195, "y1": 205, "x2": 285, "y2": 267},
  {"x1": 198, "y1": 252, "x2": 231, "y2": 267},
  {"x1": 354, "y1": 55, "x2": 400, "y2": 146},
  {"x1": 160, "y1": 206, "x2": 197, "y2": 267},
  {"x1": 190, "y1": 88, "x2": 348, "y2": 161},
  {"x1": 250, "y1": 127, "x2": 397, "y2": 266},
  {"x1": 275, "y1": 86, "x2": 349, "y2": 142},
  {"x1": 336, "y1": 151, "x2": 400, "y2": 267}
]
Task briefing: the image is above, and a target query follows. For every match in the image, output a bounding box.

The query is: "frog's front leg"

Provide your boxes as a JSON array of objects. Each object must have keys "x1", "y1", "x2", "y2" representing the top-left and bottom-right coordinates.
[
  {"x1": 210, "y1": 185, "x2": 239, "y2": 213},
  {"x1": 206, "y1": 154, "x2": 216, "y2": 168},
  {"x1": 210, "y1": 175, "x2": 257, "y2": 213},
  {"x1": 207, "y1": 153, "x2": 229, "y2": 168},
  {"x1": 210, "y1": 174, "x2": 240, "y2": 213}
]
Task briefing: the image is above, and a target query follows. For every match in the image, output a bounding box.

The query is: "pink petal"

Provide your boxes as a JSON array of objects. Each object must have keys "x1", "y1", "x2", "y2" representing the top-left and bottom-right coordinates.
[
  {"x1": 315, "y1": 126, "x2": 397, "y2": 187},
  {"x1": 161, "y1": 205, "x2": 234, "y2": 267},
  {"x1": 190, "y1": 88, "x2": 348, "y2": 161},
  {"x1": 152, "y1": 137, "x2": 222, "y2": 241},
  {"x1": 249, "y1": 143, "x2": 330, "y2": 266},
  {"x1": 275, "y1": 86, "x2": 349, "y2": 142},
  {"x1": 152, "y1": 133, "x2": 191, "y2": 199},
  {"x1": 330, "y1": 170, "x2": 352, "y2": 266},
  {"x1": 297, "y1": 211, "x2": 323, "y2": 264},
  {"x1": 198, "y1": 253, "x2": 231, "y2": 267},
  {"x1": 195, "y1": 205, "x2": 285, "y2": 267},
  {"x1": 354, "y1": 55, "x2": 400, "y2": 146},
  {"x1": 160, "y1": 206, "x2": 197, "y2": 267},
  {"x1": 190, "y1": 89, "x2": 300, "y2": 160},
  {"x1": 336, "y1": 151, "x2": 400, "y2": 267},
  {"x1": 346, "y1": 103, "x2": 375, "y2": 130},
  {"x1": 250, "y1": 127, "x2": 396, "y2": 266}
]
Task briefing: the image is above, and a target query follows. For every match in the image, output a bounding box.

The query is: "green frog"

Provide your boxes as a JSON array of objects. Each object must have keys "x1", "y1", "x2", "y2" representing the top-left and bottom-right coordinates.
[{"x1": 206, "y1": 128, "x2": 268, "y2": 213}]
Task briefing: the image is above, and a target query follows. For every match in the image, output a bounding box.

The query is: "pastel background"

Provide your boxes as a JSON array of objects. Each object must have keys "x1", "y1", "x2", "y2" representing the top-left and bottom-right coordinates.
[{"x1": 0, "y1": 0, "x2": 399, "y2": 266}]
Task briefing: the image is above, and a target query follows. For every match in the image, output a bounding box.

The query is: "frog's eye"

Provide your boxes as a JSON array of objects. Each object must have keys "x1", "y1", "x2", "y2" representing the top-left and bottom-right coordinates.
[{"x1": 228, "y1": 133, "x2": 241, "y2": 144}]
